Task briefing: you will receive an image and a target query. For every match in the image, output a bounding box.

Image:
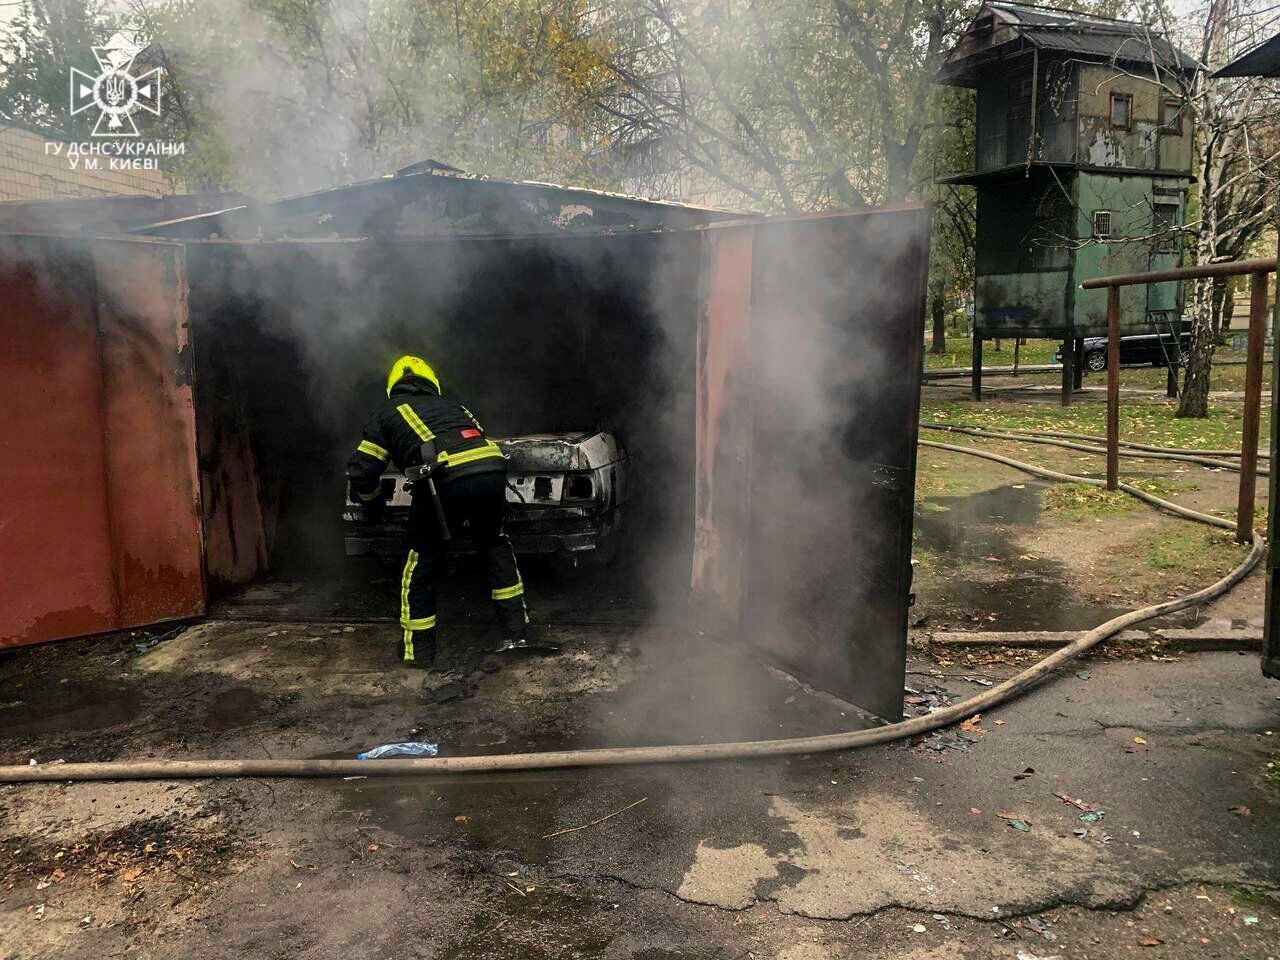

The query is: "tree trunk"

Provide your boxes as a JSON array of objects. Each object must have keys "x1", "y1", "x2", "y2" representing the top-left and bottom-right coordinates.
[
  {"x1": 1213, "y1": 277, "x2": 1233, "y2": 336},
  {"x1": 1176, "y1": 277, "x2": 1217, "y2": 418},
  {"x1": 929, "y1": 280, "x2": 946, "y2": 354}
]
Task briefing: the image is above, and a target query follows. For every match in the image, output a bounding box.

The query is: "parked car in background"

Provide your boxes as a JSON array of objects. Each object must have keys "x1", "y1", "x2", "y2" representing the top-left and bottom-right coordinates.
[
  {"x1": 344, "y1": 431, "x2": 629, "y2": 565},
  {"x1": 1054, "y1": 321, "x2": 1191, "y2": 372}
]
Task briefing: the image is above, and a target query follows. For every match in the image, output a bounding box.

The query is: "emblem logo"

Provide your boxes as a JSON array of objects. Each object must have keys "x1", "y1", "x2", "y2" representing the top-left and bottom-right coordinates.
[{"x1": 69, "y1": 34, "x2": 162, "y2": 137}]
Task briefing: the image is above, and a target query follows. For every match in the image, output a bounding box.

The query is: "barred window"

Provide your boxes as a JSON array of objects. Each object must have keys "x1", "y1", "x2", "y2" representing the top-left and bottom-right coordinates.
[{"x1": 1092, "y1": 210, "x2": 1113, "y2": 238}]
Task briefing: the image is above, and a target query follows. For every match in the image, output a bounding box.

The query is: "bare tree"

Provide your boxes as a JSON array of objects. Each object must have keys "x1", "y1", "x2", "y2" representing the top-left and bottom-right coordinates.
[
  {"x1": 592, "y1": 0, "x2": 972, "y2": 213},
  {"x1": 1134, "y1": 0, "x2": 1280, "y2": 417}
]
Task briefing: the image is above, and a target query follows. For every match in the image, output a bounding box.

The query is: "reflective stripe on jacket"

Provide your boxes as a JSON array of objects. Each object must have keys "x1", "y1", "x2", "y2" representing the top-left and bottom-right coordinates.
[{"x1": 346, "y1": 376, "x2": 505, "y2": 501}]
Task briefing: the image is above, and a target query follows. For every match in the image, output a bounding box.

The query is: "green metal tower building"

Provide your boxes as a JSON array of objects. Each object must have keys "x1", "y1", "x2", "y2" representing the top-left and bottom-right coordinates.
[{"x1": 937, "y1": 2, "x2": 1198, "y2": 402}]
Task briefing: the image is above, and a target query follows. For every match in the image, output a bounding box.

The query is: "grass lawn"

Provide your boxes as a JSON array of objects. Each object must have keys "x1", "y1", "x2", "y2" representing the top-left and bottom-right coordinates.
[
  {"x1": 1143, "y1": 524, "x2": 1251, "y2": 576},
  {"x1": 922, "y1": 393, "x2": 1268, "y2": 452},
  {"x1": 924, "y1": 338, "x2": 1061, "y2": 369},
  {"x1": 924, "y1": 336, "x2": 1260, "y2": 379},
  {"x1": 1041, "y1": 478, "x2": 1199, "y2": 521}
]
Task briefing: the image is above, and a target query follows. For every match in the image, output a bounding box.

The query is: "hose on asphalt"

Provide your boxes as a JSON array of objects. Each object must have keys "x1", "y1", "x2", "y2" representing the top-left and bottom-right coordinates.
[
  {"x1": 0, "y1": 441, "x2": 1264, "y2": 783},
  {"x1": 921, "y1": 421, "x2": 1269, "y2": 477}
]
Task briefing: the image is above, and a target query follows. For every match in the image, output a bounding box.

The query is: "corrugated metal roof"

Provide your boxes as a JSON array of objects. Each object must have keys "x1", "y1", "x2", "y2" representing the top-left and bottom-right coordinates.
[
  {"x1": 1020, "y1": 27, "x2": 1196, "y2": 70},
  {"x1": 1214, "y1": 32, "x2": 1280, "y2": 77},
  {"x1": 988, "y1": 2, "x2": 1134, "y2": 30}
]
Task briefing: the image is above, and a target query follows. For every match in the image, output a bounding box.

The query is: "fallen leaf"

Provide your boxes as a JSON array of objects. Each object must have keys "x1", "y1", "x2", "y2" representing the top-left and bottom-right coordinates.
[
  {"x1": 1013, "y1": 767, "x2": 1035, "y2": 780},
  {"x1": 1140, "y1": 938, "x2": 1164, "y2": 946},
  {"x1": 960, "y1": 715, "x2": 984, "y2": 733},
  {"x1": 143, "y1": 842, "x2": 157, "y2": 853},
  {"x1": 50, "y1": 869, "x2": 64, "y2": 883},
  {"x1": 993, "y1": 719, "x2": 1006, "y2": 726},
  {"x1": 367, "y1": 843, "x2": 380, "y2": 852},
  {"x1": 1134, "y1": 737, "x2": 1148, "y2": 745},
  {"x1": 1229, "y1": 805, "x2": 1252, "y2": 817},
  {"x1": 120, "y1": 867, "x2": 144, "y2": 883},
  {"x1": 970, "y1": 807, "x2": 982, "y2": 815},
  {"x1": 454, "y1": 816, "x2": 470, "y2": 823},
  {"x1": 289, "y1": 860, "x2": 302, "y2": 870}
]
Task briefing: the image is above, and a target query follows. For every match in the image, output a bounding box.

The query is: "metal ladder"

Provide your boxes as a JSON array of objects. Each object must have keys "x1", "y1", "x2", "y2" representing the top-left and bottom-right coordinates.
[{"x1": 1149, "y1": 308, "x2": 1182, "y2": 398}]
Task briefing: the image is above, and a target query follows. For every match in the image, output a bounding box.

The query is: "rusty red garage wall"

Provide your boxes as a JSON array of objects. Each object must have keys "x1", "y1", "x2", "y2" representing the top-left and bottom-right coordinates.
[
  {"x1": 0, "y1": 235, "x2": 205, "y2": 648},
  {"x1": 694, "y1": 205, "x2": 930, "y2": 721}
]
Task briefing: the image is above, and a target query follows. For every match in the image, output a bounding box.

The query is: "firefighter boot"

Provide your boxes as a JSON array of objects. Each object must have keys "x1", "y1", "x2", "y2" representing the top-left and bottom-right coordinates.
[{"x1": 401, "y1": 628, "x2": 436, "y2": 669}]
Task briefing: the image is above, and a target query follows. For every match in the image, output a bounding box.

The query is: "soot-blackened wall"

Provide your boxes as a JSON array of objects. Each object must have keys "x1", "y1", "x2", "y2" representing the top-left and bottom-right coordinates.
[{"x1": 186, "y1": 232, "x2": 702, "y2": 597}]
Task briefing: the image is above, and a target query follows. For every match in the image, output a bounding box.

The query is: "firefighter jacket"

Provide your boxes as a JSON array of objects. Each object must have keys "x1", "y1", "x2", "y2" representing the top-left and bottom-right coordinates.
[{"x1": 347, "y1": 376, "x2": 505, "y2": 503}]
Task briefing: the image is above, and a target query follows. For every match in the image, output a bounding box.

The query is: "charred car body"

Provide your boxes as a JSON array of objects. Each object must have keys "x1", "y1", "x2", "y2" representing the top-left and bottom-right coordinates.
[{"x1": 344, "y1": 431, "x2": 628, "y2": 562}]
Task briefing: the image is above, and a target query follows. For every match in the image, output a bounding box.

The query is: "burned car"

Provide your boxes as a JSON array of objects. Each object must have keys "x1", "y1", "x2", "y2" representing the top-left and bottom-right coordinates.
[{"x1": 344, "y1": 431, "x2": 628, "y2": 563}]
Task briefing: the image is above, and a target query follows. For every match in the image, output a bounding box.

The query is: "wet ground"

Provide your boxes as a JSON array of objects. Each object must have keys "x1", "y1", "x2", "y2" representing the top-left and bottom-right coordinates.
[
  {"x1": 210, "y1": 538, "x2": 679, "y2": 628},
  {"x1": 915, "y1": 481, "x2": 1135, "y2": 632},
  {"x1": 1, "y1": 625, "x2": 1277, "y2": 960},
  {"x1": 3, "y1": 388, "x2": 1278, "y2": 958}
]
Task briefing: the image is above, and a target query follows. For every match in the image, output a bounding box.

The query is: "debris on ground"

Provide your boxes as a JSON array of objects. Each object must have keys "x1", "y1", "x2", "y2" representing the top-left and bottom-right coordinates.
[
  {"x1": 1053, "y1": 791, "x2": 1098, "y2": 811},
  {"x1": 131, "y1": 624, "x2": 188, "y2": 655},
  {"x1": 996, "y1": 811, "x2": 1031, "y2": 831},
  {"x1": 1, "y1": 813, "x2": 240, "y2": 898},
  {"x1": 903, "y1": 684, "x2": 958, "y2": 715},
  {"x1": 356, "y1": 742, "x2": 439, "y2": 760},
  {"x1": 1025, "y1": 915, "x2": 1056, "y2": 941},
  {"x1": 914, "y1": 730, "x2": 971, "y2": 754},
  {"x1": 542, "y1": 797, "x2": 647, "y2": 840},
  {"x1": 1079, "y1": 810, "x2": 1106, "y2": 823},
  {"x1": 426, "y1": 680, "x2": 471, "y2": 704}
]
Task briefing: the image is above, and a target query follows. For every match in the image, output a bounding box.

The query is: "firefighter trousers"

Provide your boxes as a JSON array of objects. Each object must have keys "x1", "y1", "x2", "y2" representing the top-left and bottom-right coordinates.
[{"x1": 398, "y1": 470, "x2": 527, "y2": 664}]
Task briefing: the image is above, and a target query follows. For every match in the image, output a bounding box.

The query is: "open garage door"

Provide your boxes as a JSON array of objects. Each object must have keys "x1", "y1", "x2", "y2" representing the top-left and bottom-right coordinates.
[
  {"x1": 0, "y1": 236, "x2": 204, "y2": 648},
  {"x1": 693, "y1": 205, "x2": 930, "y2": 721}
]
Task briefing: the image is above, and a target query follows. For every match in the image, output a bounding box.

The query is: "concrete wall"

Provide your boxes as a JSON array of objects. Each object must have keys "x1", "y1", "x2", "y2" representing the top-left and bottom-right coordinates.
[{"x1": 1077, "y1": 64, "x2": 1191, "y2": 174}]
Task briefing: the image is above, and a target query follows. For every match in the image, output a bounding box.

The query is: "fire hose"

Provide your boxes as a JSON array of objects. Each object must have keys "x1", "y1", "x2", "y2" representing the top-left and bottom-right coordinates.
[
  {"x1": 936, "y1": 424, "x2": 1269, "y2": 460},
  {"x1": 921, "y1": 421, "x2": 1269, "y2": 476},
  {"x1": 0, "y1": 439, "x2": 1264, "y2": 783}
]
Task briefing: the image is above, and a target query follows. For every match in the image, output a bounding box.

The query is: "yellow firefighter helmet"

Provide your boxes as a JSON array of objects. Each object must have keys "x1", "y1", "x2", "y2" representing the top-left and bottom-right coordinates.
[{"x1": 386, "y1": 355, "x2": 440, "y2": 397}]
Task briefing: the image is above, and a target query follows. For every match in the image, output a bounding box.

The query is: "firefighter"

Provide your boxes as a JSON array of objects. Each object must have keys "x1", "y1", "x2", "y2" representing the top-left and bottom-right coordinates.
[{"x1": 347, "y1": 355, "x2": 542, "y2": 668}]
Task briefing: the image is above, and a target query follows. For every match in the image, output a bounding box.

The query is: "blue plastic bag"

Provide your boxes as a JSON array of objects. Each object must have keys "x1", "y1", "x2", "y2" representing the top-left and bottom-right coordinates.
[{"x1": 357, "y1": 742, "x2": 439, "y2": 760}]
